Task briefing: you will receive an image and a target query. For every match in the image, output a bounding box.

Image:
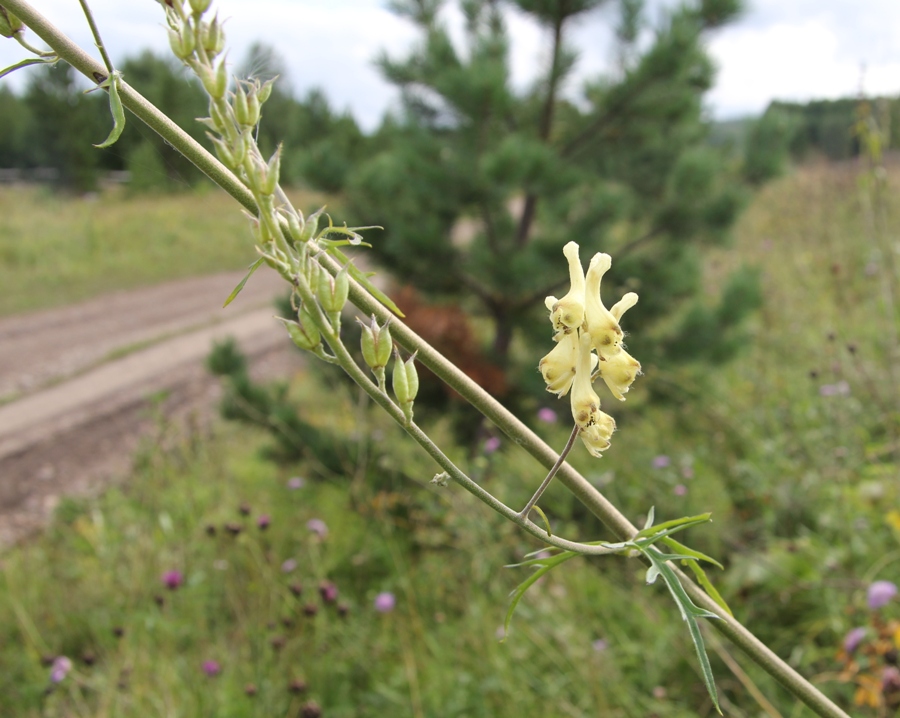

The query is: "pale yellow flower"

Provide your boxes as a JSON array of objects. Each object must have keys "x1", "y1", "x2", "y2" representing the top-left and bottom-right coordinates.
[
  {"x1": 584, "y1": 252, "x2": 624, "y2": 359},
  {"x1": 547, "y1": 241, "x2": 586, "y2": 339},
  {"x1": 597, "y1": 347, "x2": 641, "y2": 401},
  {"x1": 539, "y1": 331, "x2": 579, "y2": 396}
]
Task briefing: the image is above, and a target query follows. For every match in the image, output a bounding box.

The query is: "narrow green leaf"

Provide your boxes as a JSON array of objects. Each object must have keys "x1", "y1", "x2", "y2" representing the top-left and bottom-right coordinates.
[
  {"x1": 633, "y1": 512, "x2": 712, "y2": 541},
  {"x1": 662, "y1": 537, "x2": 724, "y2": 570},
  {"x1": 644, "y1": 548, "x2": 721, "y2": 713},
  {"x1": 643, "y1": 506, "x2": 655, "y2": 530},
  {"x1": 531, "y1": 505, "x2": 552, "y2": 537},
  {"x1": 505, "y1": 549, "x2": 576, "y2": 570},
  {"x1": 682, "y1": 558, "x2": 733, "y2": 616},
  {"x1": 223, "y1": 257, "x2": 264, "y2": 307},
  {"x1": 327, "y1": 247, "x2": 405, "y2": 317},
  {"x1": 646, "y1": 564, "x2": 661, "y2": 584},
  {"x1": 686, "y1": 613, "x2": 722, "y2": 714},
  {"x1": 0, "y1": 56, "x2": 52, "y2": 80},
  {"x1": 503, "y1": 553, "x2": 578, "y2": 638},
  {"x1": 94, "y1": 73, "x2": 126, "y2": 148}
]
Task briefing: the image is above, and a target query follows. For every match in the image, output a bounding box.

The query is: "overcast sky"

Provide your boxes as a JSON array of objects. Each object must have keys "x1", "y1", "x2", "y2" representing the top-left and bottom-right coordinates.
[{"x1": 2, "y1": 0, "x2": 899, "y2": 131}]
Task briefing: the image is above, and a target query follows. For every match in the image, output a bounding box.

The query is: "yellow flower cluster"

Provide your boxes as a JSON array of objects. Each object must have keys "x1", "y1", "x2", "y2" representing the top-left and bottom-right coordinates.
[{"x1": 539, "y1": 242, "x2": 640, "y2": 457}]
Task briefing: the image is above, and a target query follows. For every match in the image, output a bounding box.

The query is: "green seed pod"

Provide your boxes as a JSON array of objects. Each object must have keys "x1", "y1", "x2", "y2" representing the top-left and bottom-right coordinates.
[
  {"x1": 167, "y1": 25, "x2": 195, "y2": 60},
  {"x1": 258, "y1": 78, "x2": 276, "y2": 105},
  {"x1": 316, "y1": 267, "x2": 349, "y2": 315},
  {"x1": 0, "y1": 7, "x2": 24, "y2": 38},
  {"x1": 262, "y1": 146, "x2": 282, "y2": 196},
  {"x1": 200, "y1": 62, "x2": 227, "y2": 100},
  {"x1": 233, "y1": 83, "x2": 251, "y2": 127},
  {"x1": 278, "y1": 310, "x2": 320, "y2": 352},
  {"x1": 209, "y1": 135, "x2": 236, "y2": 167},
  {"x1": 359, "y1": 316, "x2": 393, "y2": 371},
  {"x1": 246, "y1": 86, "x2": 261, "y2": 127},
  {"x1": 285, "y1": 211, "x2": 306, "y2": 246},
  {"x1": 392, "y1": 350, "x2": 419, "y2": 418},
  {"x1": 208, "y1": 99, "x2": 228, "y2": 133},
  {"x1": 201, "y1": 14, "x2": 225, "y2": 56},
  {"x1": 189, "y1": 0, "x2": 212, "y2": 15}
]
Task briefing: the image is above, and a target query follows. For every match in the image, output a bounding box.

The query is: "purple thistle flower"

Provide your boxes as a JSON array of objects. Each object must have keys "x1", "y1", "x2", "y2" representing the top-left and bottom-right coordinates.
[
  {"x1": 319, "y1": 580, "x2": 338, "y2": 603},
  {"x1": 374, "y1": 592, "x2": 396, "y2": 613},
  {"x1": 652, "y1": 455, "x2": 670, "y2": 469},
  {"x1": 537, "y1": 407, "x2": 558, "y2": 423},
  {"x1": 673, "y1": 484, "x2": 687, "y2": 496},
  {"x1": 202, "y1": 660, "x2": 221, "y2": 677},
  {"x1": 287, "y1": 477, "x2": 305, "y2": 490},
  {"x1": 281, "y1": 558, "x2": 298, "y2": 573},
  {"x1": 484, "y1": 436, "x2": 501, "y2": 454},
  {"x1": 867, "y1": 580, "x2": 898, "y2": 610},
  {"x1": 257, "y1": 514, "x2": 270, "y2": 530},
  {"x1": 50, "y1": 656, "x2": 72, "y2": 683},
  {"x1": 306, "y1": 518, "x2": 328, "y2": 538},
  {"x1": 843, "y1": 627, "x2": 866, "y2": 653},
  {"x1": 161, "y1": 570, "x2": 183, "y2": 590}
]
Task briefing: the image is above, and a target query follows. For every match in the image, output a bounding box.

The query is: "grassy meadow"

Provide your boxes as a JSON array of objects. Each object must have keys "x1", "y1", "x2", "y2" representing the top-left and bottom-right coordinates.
[{"x1": 2, "y1": 161, "x2": 900, "y2": 716}]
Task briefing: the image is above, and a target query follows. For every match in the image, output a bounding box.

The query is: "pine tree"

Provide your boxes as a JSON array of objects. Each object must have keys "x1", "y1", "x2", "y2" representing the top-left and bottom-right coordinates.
[{"x1": 348, "y1": 0, "x2": 760, "y2": 393}]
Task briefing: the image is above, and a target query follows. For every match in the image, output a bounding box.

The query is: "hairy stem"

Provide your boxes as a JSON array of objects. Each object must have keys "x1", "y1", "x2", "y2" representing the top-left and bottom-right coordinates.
[{"x1": 76, "y1": 0, "x2": 114, "y2": 76}]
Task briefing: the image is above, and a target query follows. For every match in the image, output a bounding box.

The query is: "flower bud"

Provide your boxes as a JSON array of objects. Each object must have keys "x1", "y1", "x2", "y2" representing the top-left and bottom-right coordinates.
[
  {"x1": 392, "y1": 350, "x2": 419, "y2": 419},
  {"x1": 0, "y1": 7, "x2": 24, "y2": 38},
  {"x1": 359, "y1": 316, "x2": 393, "y2": 371},
  {"x1": 167, "y1": 24, "x2": 195, "y2": 60}
]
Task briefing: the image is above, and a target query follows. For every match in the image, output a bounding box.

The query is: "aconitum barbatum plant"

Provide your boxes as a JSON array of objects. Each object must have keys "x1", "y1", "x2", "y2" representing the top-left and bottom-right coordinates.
[{"x1": 0, "y1": 0, "x2": 853, "y2": 715}]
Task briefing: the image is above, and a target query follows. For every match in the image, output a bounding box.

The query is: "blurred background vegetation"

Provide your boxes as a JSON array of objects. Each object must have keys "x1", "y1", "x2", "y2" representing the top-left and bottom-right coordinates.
[{"x1": 1, "y1": 0, "x2": 899, "y2": 715}]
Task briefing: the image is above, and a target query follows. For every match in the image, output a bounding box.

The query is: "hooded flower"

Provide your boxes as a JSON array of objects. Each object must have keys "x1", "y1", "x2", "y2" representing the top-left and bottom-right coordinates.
[
  {"x1": 584, "y1": 253, "x2": 625, "y2": 359},
  {"x1": 547, "y1": 242, "x2": 586, "y2": 339},
  {"x1": 538, "y1": 242, "x2": 638, "y2": 457}
]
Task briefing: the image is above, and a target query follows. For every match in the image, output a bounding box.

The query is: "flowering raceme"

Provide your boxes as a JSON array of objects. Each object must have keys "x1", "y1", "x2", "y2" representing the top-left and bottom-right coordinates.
[{"x1": 539, "y1": 242, "x2": 640, "y2": 456}]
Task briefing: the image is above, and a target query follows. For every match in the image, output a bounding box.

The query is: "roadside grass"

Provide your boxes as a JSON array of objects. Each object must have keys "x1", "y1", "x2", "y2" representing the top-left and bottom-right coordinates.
[
  {"x1": 0, "y1": 185, "x2": 335, "y2": 316},
  {"x1": 2, "y1": 160, "x2": 899, "y2": 716}
]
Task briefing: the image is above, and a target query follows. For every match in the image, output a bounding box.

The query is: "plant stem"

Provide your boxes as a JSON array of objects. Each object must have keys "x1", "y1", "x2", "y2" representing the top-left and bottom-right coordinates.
[
  {"x1": 76, "y1": 0, "x2": 114, "y2": 76},
  {"x1": 1, "y1": 2, "x2": 852, "y2": 715},
  {"x1": 517, "y1": 424, "x2": 578, "y2": 520}
]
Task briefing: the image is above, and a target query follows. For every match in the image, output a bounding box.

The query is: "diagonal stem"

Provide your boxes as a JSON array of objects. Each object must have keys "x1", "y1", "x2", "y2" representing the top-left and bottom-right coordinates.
[
  {"x1": 517, "y1": 424, "x2": 578, "y2": 520},
  {"x1": 76, "y1": 0, "x2": 114, "y2": 77}
]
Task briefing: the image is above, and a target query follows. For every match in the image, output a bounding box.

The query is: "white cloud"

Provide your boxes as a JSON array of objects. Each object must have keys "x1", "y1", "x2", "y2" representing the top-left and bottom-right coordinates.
[{"x1": 2, "y1": 1, "x2": 899, "y2": 128}]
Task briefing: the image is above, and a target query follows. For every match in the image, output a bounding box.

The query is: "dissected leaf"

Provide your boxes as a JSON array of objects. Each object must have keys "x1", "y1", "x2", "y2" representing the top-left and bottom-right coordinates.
[
  {"x1": 0, "y1": 56, "x2": 53, "y2": 80},
  {"x1": 503, "y1": 551, "x2": 578, "y2": 639},
  {"x1": 634, "y1": 512, "x2": 712, "y2": 541}
]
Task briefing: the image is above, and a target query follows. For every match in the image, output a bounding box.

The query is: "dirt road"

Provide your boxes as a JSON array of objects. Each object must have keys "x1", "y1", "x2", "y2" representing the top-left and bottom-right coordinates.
[{"x1": 0, "y1": 268, "x2": 302, "y2": 549}]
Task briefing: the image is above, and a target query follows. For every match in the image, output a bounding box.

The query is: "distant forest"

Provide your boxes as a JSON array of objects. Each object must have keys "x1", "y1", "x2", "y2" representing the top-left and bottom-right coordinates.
[
  {"x1": 1, "y1": 46, "x2": 897, "y2": 192},
  {"x1": 0, "y1": 47, "x2": 371, "y2": 192}
]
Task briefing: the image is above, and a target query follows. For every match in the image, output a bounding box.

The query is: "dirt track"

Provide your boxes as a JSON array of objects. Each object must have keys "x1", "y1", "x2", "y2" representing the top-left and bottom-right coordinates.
[{"x1": 0, "y1": 269, "x2": 303, "y2": 549}]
